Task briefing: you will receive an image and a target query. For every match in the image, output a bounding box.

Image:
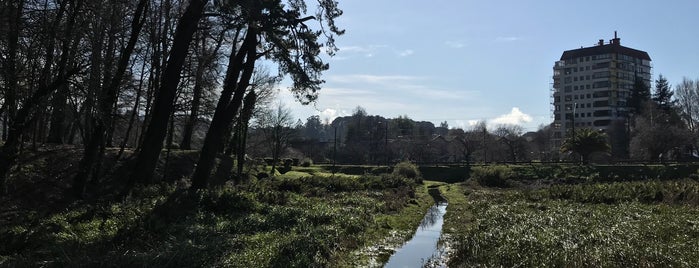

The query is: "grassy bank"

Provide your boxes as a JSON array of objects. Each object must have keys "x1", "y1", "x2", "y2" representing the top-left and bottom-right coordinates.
[
  {"x1": 0, "y1": 166, "x2": 434, "y2": 267},
  {"x1": 442, "y1": 177, "x2": 699, "y2": 267}
]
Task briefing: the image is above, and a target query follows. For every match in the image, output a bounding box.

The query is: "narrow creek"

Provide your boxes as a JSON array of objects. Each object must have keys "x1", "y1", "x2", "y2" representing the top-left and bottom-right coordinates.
[{"x1": 384, "y1": 188, "x2": 448, "y2": 267}]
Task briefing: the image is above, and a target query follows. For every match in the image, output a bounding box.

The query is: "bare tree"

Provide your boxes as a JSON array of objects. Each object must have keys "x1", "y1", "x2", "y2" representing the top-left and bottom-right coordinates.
[
  {"x1": 0, "y1": 0, "x2": 88, "y2": 194},
  {"x1": 259, "y1": 102, "x2": 295, "y2": 175},
  {"x1": 675, "y1": 78, "x2": 699, "y2": 156},
  {"x1": 493, "y1": 124, "x2": 525, "y2": 163},
  {"x1": 72, "y1": 0, "x2": 150, "y2": 197},
  {"x1": 675, "y1": 78, "x2": 699, "y2": 133}
]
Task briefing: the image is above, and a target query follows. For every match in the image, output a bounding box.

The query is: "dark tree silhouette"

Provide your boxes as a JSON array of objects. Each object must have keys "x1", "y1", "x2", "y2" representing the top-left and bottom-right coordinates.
[{"x1": 561, "y1": 128, "x2": 610, "y2": 164}]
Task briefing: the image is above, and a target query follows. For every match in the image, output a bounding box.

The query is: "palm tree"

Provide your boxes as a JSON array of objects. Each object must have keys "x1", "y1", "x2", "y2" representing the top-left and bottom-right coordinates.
[{"x1": 560, "y1": 128, "x2": 610, "y2": 164}]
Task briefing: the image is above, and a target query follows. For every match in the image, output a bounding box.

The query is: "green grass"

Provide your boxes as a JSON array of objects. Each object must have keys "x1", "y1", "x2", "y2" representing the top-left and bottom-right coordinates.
[
  {"x1": 0, "y1": 169, "x2": 432, "y2": 267},
  {"x1": 445, "y1": 180, "x2": 699, "y2": 267}
]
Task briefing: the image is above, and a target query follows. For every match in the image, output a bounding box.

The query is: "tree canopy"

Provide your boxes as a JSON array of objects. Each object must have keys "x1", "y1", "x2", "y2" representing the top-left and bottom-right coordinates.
[{"x1": 560, "y1": 128, "x2": 610, "y2": 164}]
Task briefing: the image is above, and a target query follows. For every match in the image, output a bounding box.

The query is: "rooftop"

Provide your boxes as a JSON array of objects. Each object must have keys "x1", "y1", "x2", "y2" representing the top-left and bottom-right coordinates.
[{"x1": 560, "y1": 32, "x2": 651, "y2": 61}]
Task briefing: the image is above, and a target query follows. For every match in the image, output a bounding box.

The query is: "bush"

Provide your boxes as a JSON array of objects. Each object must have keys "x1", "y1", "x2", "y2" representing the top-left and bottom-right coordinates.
[
  {"x1": 470, "y1": 166, "x2": 514, "y2": 188},
  {"x1": 392, "y1": 161, "x2": 422, "y2": 183},
  {"x1": 300, "y1": 158, "x2": 313, "y2": 167}
]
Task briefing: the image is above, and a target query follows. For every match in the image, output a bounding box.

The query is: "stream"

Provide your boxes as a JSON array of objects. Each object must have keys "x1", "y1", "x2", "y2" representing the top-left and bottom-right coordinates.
[{"x1": 383, "y1": 201, "x2": 448, "y2": 267}]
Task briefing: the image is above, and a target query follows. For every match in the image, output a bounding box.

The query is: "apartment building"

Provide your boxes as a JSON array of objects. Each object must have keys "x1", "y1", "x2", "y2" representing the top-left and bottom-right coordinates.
[{"x1": 551, "y1": 32, "x2": 651, "y2": 152}]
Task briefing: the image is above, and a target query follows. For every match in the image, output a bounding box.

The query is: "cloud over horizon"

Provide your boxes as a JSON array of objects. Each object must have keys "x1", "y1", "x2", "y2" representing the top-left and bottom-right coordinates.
[{"x1": 491, "y1": 107, "x2": 533, "y2": 126}]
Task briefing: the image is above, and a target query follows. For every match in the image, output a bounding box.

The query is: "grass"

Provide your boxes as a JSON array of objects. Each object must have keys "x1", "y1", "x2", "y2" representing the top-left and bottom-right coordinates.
[
  {"x1": 444, "y1": 179, "x2": 699, "y2": 267},
  {"x1": 0, "y1": 165, "x2": 434, "y2": 267}
]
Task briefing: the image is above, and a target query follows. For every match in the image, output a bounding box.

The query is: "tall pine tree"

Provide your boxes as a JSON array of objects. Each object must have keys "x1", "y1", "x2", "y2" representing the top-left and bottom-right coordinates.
[{"x1": 652, "y1": 74, "x2": 674, "y2": 111}]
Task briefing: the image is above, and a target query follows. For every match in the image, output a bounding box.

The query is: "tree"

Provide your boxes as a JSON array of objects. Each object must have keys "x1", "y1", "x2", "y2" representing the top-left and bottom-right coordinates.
[
  {"x1": 0, "y1": 0, "x2": 87, "y2": 194},
  {"x1": 652, "y1": 74, "x2": 674, "y2": 111},
  {"x1": 493, "y1": 124, "x2": 525, "y2": 162},
  {"x1": 450, "y1": 128, "x2": 480, "y2": 165},
  {"x1": 189, "y1": 0, "x2": 344, "y2": 189},
  {"x1": 560, "y1": 128, "x2": 610, "y2": 164},
  {"x1": 227, "y1": 69, "x2": 279, "y2": 176},
  {"x1": 531, "y1": 124, "x2": 553, "y2": 160},
  {"x1": 129, "y1": 0, "x2": 208, "y2": 187},
  {"x1": 675, "y1": 78, "x2": 699, "y2": 133},
  {"x1": 630, "y1": 77, "x2": 651, "y2": 115},
  {"x1": 630, "y1": 102, "x2": 692, "y2": 161},
  {"x1": 179, "y1": 23, "x2": 226, "y2": 150},
  {"x1": 260, "y1": 102, "x2": 295, "y2": 175},
  {"x1": 71, "y1": 0, "x2": 150, "y2": 197}
]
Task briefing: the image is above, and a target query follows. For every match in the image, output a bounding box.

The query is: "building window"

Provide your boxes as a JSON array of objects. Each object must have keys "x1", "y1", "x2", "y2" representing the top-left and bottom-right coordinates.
[
  {"x1": 593, "y1": 81, "x2": 611, "y2": 88},
  {"x1": 586, "y1": 85, "x2": 591, "y2": 89}
]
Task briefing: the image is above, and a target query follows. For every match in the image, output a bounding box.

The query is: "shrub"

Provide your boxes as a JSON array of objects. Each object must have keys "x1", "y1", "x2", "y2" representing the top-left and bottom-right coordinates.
[
  {"x1": 470, "y1": 166, "x2": 514, "y2": 188},
  {"x1": 392, "y1": 161, "x2": 422, "y2": 183},
  {"x1": 300, "y1": 158, "x2": 313, "y2": 167}
]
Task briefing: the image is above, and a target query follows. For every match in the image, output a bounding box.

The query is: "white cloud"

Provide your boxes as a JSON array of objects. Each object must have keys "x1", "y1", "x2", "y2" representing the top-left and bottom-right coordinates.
[
  {"x1": 491, "y1": 107, "x2": 533, "y2": 126},
  {"x1": 397, "y1": 49, "x2": 414, "y2": 57},
  {"x1": 319, "y1": 108, "x2": 349, "y2": 123},
  {"x1": 445, "y1": 41, "x2": 465, "y2": 48},
  {"x1": 325, "y1": 74, "x2": 477, "y2": 102},
  {"x1": 468, "y1": 120, "x2": 482, "y2": 126},
  {"x1": 337, "y1": 45, "x2": 387, "y2": 58},
  {"x1": 496, "y1": 36, "x2": 520, "y2": 42}
]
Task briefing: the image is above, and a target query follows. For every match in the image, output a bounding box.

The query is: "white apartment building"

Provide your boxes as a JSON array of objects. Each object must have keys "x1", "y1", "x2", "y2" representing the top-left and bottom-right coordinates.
[{"x1": 551, "y1": 32, "x2": 651, "y2": 152}]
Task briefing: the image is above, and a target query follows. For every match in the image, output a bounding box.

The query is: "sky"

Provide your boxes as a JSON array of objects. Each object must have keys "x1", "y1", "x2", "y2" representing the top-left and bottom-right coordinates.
[{"x1": 276, "y1": 0, "x2": 699, "y2": 132}]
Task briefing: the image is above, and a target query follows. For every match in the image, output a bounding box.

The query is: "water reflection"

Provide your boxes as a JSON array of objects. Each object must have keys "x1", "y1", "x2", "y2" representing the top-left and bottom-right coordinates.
[
  {"x1": 419, "y1": 202, "x2": 445, "y2": 229},
  {"x1": 384, "y1": 203, "x2": 448, "y2": 268}
]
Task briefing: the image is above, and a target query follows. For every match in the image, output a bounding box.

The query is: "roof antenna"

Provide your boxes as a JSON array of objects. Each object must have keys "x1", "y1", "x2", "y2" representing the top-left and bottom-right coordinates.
[{"x1": 614, "y1": 31, "x2": 617, "y2": 39}]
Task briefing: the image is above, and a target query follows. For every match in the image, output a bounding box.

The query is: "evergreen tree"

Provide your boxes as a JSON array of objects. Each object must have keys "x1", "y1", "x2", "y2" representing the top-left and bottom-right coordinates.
[
  {"x1": 652, "y1": 74, "x2": 674, "y2": 111},
  {"x1": 630, "y1": 76, "x2": 651, "y2": 115}
]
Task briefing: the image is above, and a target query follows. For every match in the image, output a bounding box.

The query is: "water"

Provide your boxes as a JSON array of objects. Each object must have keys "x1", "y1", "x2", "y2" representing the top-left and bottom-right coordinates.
[{"x1": 383, "y1": 202, "x2": 448, "y2": 268}]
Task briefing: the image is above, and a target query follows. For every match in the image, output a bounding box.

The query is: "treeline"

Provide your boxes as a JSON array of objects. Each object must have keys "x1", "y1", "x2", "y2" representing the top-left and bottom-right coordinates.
[
  {"x1": 623, "y1": 74, "x2": 699, "y2": 161},
  {"x1": 280, "y1": 106, "x2": 555, "y2": 166},
  {"x1": 0, "y1": 0, "x2": 343, "y2": 197}
]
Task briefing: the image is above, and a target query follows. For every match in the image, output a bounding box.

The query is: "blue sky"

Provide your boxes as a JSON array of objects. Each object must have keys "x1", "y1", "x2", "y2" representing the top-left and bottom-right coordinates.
[{"x1": 278, "y1": 0, "x2": 699, "y2": 131}]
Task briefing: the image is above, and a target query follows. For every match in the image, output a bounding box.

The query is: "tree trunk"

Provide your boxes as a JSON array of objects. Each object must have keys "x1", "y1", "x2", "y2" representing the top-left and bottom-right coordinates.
[
  {"x1": 129, "y1": 0, "x2": 207, "y2": 186},
  {"x1": 46, "y1": 82, "x2": 68, "y2": 143},
  {"x1": 118, "y1": 46, "x2": 150, "y2": 159},
  {"x1": 179, "y1": 64, "x2": 204, "y2": 150},
  {"x1": 2, "y1": 0, "x2": 24, "y2": 142},
  {"x1": 0, "y1": 72, "x2": 77, "y2": 194},
  {"x1": 235, "y1": 90, "x2": 256, "y2": 176},
  {"x1": 0, "y1": 0, "x2": 82, "y2": 194},
  {"x1": 190, "y1": 29, "x2": 256, "y2": 190},
  {"x1": 72, "y1": 0, "x2": 149, "y2": 197}
]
